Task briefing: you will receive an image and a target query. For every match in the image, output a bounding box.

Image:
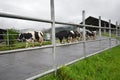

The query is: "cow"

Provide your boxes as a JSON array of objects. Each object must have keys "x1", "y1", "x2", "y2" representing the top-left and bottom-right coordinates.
[
  {"x1": 55, "y1": 30, "x2": 74, "y2": 43},
  {"x1": 72, "y1": 31, "x2": 82, "y2": 41},
  {"x1": 18, "y1": 31, "x2": 43, "y2": 48},
  {"x1": 76, "y1": 28, "x2": 97, "y2": 40},
  {"x1": 86, "y1": 30, "x2": 96, "y2": 40}
]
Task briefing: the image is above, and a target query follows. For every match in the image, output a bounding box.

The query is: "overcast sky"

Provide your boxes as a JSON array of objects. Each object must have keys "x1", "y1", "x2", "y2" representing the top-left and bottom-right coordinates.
[{"x1": 0, "y1": 0, "x2": 120, "y2": 30}]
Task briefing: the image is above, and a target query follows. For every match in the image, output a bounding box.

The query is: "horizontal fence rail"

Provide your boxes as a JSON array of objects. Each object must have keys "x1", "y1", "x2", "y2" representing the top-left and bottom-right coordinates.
[
  {"x1": 0, "y1": 13, "x2": 119, "y2": 30},
  {"x1": 0, "y1": 12, "x2": 53, "y2": 23}
]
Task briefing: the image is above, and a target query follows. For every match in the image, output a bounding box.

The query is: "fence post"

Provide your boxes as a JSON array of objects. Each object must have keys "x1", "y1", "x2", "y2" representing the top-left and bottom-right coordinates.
[
  {"x1": 118, "y1": 24, "x2": 120, "y2": 44},
  {"x1": 104, "y1": 23, "x2": 106, "y2": 34},
  {"x1": 116, "y1": 22, "x2": 118, "y2": 45},
  {"x1": 7, "y1": 29, "x2": 9, "y2": 47},
  {"x1": 99, "y1": 16, "x2": 102, "y2": 50},
  {"x1": 109, "y1": 19, "x2": 111, "y2": 48},
  {"x1": 50, "y1": 0, "x2": 56, "y2": 76},
  {"x1": 82, "y1": 10, "x2": 86, "y2": 57}
]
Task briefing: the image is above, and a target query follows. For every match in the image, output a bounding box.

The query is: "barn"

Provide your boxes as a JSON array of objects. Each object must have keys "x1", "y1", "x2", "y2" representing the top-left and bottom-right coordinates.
[{"x1": 80, "y1": 16, "x2": 116, "y2": 32}]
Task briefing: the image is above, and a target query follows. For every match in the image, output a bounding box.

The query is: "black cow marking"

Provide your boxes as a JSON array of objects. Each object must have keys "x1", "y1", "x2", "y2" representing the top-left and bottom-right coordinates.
[
  {"x1": 56, "y1": 30, "x2": 74, "y2": 43},
  {"x1": 35, "y1": 31, "x2": 39, "y2": 41}
]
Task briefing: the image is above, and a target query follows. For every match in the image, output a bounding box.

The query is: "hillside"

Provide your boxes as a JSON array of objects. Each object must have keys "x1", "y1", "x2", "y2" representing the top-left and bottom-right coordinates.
[{"x1": 43, "y1": 25, "x2": 76, "y2": 33}]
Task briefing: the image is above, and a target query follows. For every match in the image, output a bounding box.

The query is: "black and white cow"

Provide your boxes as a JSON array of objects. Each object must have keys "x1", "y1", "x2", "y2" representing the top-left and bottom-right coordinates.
[
  {"x1": 72, "y1": 31, "x2": 82, "y2": 41},
  {"x1": 86, "y1": 30, "x2": 96, "y2": 40},
  {"x1": 55, "y1": 30, "x2": 74, "y2": 43},
  {"x1": 18, "y1": 31, "x2": 43, "y2": 48},
  {"x1": 76, "y1": 28, "x2": 96, "y2": 40}
]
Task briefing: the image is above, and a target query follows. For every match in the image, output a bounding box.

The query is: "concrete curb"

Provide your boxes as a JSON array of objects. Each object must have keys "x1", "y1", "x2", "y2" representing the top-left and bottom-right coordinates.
[{"x1": 0, "y1": 45, "x2": 53, "y2": 55}]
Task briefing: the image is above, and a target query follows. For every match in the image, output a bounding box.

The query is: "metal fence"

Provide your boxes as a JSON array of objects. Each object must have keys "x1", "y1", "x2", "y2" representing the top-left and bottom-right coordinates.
[{"x1": 0, "y1": 0, "x2": 120, "y2": 80}]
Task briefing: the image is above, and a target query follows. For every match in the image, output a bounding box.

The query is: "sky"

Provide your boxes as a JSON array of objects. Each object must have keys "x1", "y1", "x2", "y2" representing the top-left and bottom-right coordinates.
[{"x1": 0, "y1": 0, "x2": 120, "y2": 30}]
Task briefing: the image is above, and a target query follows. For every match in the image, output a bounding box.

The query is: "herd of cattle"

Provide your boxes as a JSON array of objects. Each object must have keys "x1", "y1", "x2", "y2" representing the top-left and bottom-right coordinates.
[
  {"x1": 18, "y1": 29, "x2": 96, "y2": 48},
  {"x1": 56, "y1": 30, "x2": 96, "y2": 43}
]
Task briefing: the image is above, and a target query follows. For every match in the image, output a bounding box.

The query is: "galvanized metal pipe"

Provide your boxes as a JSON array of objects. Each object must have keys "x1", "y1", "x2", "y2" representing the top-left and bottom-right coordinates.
[
  {"x1": 82, "y1": 10, "x2": 86, "y2": 58},
  {"x1": 116, "y1": 22, "x2": 118, "y2": 45},
  {"x1": 104, "y1": 23, "x2": 106, "y2": 34},
  {"x1": 50, "y1": 0, "x2": 56, "y2": 76},
  {"x1": 7, "y1": 29, "x2": 9, "y2": 47},
  {"x1": 109, "y1": 19, "x2": 111, "y2": 48},
  {"x1": 99, "y1": 16, "x2": 102, "y2": 49},
  {"x1": 0, "y1": 12, "x2": 52, "y2": 23}
]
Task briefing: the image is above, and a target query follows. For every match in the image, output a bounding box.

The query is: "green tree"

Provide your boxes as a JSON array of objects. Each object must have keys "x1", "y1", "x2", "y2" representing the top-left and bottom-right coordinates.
[{"x1": 3, "y1": 28, "x2": 19, "y2": 47}]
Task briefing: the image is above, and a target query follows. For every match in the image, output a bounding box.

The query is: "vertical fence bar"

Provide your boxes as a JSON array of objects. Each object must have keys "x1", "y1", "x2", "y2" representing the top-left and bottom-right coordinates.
[
  {"x1": 7, "y1": 29, "x2": 9, "y2": 46},
  {"x1": 82, "y1": 10, "x2": 86, "y2": 57},
  {"x1": 109, "y1": 19, "x2": 111, "y2": 48},
  {"x1": 104, "y1": 23, "x2": 106, "y2": 34},
  {"x1": 118, "y1": 24, "x2": 120, "y2": 44},
  {"x1": 116, "y1": 22, "x2": 118, "y2": 45},
  {"x1": 50, "y1": 0, "x2": 56, "y2": 76},
  {"x1": 99, "y1": 16, "x2": 102, "y2": 50}
]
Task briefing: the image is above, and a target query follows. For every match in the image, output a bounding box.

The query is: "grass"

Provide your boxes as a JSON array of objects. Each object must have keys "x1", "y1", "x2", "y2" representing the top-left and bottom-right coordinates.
[
  {"x1": 102, "y1": 33, "x2": 120, "y2": 40},
  {"x1": 35, "y1": 45, "x2": 120, "y2": 80},
  {"x1": 102, "y1": 33, "x2": 116, "y2": 38},
  {"x1": 0, "y1": 38, "x2": 67, "y2": 51},
  {"x1": 0, "y1": 41, "x2": 52, "y2": 51}
]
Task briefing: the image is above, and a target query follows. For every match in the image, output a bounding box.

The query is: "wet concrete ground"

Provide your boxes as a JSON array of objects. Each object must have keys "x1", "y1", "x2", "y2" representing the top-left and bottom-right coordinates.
[{"x1": 0, "y1": 37, "x2": 118, "y2": 80}]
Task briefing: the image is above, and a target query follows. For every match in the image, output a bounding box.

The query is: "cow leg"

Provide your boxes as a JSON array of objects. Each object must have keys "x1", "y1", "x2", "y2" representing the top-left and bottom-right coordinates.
[
  {"x1": 86, "y1": 35, "x2": 88, "y2": 40},
  {"x1": 26, "y1": 39, "x2": 33, "y2": 48},
  {"x1": 79, "y1": 34, "x2": 82, "y2": 41},
  {"x1": 26, "y1": 39, "x2": 31, "y2": 48},
  {"x1": 87, "y1": 36, "x2": 90, "y2": 40},
  {"x1": 93, "y1": 33, "x2": 96, "y2": 40},
  {"x1": 67, "y1": 37, "x2": 70, "y2": 43},
  {"x1": 59, "y1": 38, "x2": 63, "y2": 44},
  {"x1": 32, "y1": 40, "x2": 35, "y2": 47},
  {"x1": 76, "y1": 36, "x2": 79, "y2": 41},
  {"x1": 67, "y1": 37, "x2": 72, "y2": 43},
  {"x1": 26, "y1": 42, "x2": 29, "y2": 48},
  {"x1": 39, "y1": 38, "x2": 43, "y2": 46},
  {"x1": 93, "y1": 36, "x2": 96, "y2": 40},
  {"x1": 79, "y1": 33, "x2": 82, "y2": 40},
  {"x1": 93, "y1": 36, "x2": 95, "y2": 40}
]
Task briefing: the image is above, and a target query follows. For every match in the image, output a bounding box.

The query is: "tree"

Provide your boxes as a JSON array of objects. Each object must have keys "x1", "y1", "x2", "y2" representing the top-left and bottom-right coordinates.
[{"x1": 3, "y1": 28, "x2": 19, "y2": 47}]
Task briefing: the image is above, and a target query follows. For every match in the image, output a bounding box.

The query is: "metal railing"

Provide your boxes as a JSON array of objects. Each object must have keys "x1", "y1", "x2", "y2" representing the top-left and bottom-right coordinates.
[{"x1": 0, "y1": 0, "x2": 120, "y2": 80}]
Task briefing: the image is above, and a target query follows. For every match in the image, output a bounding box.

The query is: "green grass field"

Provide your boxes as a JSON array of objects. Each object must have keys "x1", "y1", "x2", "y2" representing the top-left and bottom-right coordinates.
[
  {"x1": 0, "y1": 41, "x2": 52, "y2": 51},
  {"x1": 36, "y1": 45, "x2": 120, "y2": 80}
]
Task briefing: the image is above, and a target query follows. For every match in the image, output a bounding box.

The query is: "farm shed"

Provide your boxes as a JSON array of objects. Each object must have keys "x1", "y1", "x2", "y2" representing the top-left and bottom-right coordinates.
[{"x1": 80, "y1": 16, "x2": 116, "y2": 32}]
